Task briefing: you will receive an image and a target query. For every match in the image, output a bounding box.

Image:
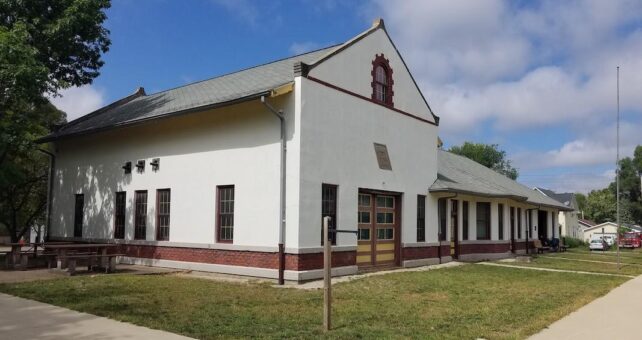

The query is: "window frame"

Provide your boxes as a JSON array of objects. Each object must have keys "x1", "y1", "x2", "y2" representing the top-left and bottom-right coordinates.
[
  {"x1": 74, "y1": 194, "x2": 84, "y2": 238},
  {"x1": 462, "y1": 201, "x2": 469, "y2": 240},
  {"x1": 476, "y1": 202, "x2": 491, "y2": 240},
  {"x1": 416, "y1": 195, "x2": 426, "y2": 242},
  {"x1": 216, "y1": 185, "x2": 235, "y2": 243},
  {"x1": 114, "y1": 191, "x2": 126, "y2": 239},
  {"x1": 321, "y1": 183, "x2": 338, "y2": 245},
  {"x1": 134, "y1": 190, "x2": 148, "y2": 240},
  {"x1": 438, "y1": 198, "x2": 447, "y2": 241},
  {"x1": 498, "y1": 203, "x2": 504, "y2": 241},
  {"x1": 517, "y1": 207, "x2": 522, "y2": 239},
  {"x1": 156, "y1": 189, "x2": 171, "y2": 241},
  {"x1": 370, "y1": 54, "x2": 394, "y2": 106}
]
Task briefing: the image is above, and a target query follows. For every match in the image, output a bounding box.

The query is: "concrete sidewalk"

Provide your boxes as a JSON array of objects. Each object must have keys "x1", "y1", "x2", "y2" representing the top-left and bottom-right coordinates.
[
  {"x1": 529, "y1": 275, "x2": 642, "y2": 340},
  {"x1": 0, "y1": 293, "x2": 192, "y2": 340}
]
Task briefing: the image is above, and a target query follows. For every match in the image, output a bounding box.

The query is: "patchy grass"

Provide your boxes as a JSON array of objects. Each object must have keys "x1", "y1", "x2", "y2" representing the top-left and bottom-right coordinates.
[
  {"x1": 0, "y1": 264, "x2": 627, "y2": 339},
  {"x1": 499, "y1": 250, "x2": 642, "y2": 276},
  {"x1": 544, "y1": 251, "x2": 642, "y2": 266}
]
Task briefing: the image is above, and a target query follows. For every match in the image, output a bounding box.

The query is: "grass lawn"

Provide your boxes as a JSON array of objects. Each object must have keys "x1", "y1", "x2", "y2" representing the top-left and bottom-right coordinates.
[
  {"x1": 0, "y1": 264, "x2": 628, "y2": 339},
  {"x1": 544, "y1": 250, "x2": 642, "y2": 266},
  {"x1": 502, "y1": 256, "x2": 642, "y2": 276}
]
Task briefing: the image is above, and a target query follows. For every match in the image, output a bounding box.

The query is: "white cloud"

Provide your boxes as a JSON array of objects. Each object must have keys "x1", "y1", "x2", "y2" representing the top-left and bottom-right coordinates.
[
  {"x1": 364, "y1": 0, "x2": 642, "y2": 192},
  {"x1": 210, "y1": 0, "x2": 259, "y2": 26},
  {"x1": 289, "y1": 41, "x2": 325, "y2": 55},
  {"x1": 49, "y1": 86, "x2": 106, "y2": 121}
]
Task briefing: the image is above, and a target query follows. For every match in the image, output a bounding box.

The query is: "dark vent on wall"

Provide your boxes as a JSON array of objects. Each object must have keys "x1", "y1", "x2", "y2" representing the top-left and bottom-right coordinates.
[{"x1": 373, "y1": 143, "x2": 392, "y2": 170}]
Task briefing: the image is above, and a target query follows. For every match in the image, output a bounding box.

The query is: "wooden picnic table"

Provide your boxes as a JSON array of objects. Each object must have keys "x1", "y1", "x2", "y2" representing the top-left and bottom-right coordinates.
[
  {"x1": 1, "y1": 242, "x2": 75, "y2": 269},
  {"x1": 44, "y1": 243, "x2": 118, "y2": 270}
]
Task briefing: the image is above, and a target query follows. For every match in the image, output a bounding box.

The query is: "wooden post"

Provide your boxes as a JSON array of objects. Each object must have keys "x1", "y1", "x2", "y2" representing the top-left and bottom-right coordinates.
[{"x1": 323, "y1": 216, "x2": 331, "y2": 332}]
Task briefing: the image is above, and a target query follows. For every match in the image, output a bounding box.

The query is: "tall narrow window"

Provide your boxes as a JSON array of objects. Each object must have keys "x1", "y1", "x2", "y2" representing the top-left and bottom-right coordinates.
[
  {"x1": 114, "y1": 192, "x2": 126, "y2": 239},
  {"x1": 510, "y1": 207, "x2": 515, "y2": 239},
  {"x1": 462, "y1": 201, "x2": 469, "y2": 240},
  {"x1": 156, "y1": 189, "x2": 171, "y2": 241},
  {"x1": 371, "y1": 54, "x2": 394, "y2": 106},
  {"x1": 476, "y1": 202, "x2": 491, "y2": 240},
  {"x1": 438, "y1": 198, "x2": 447, "y2": 241},
  {"x1": 526, "y1": 210, "x2": 533, "y2": 239},
  {"x1": 321, "y1": 184, "x2": 337, "y2": 245},
  {"x1": 498, "y1": 204, "x2": 504, "y2": 240},
  {"x1": 417, "y1": 195, "x2": 426, "y2": 242},
  {"x1": 217, "y1": 186, "x2": 235, "y2": 242},
  {"x1": 74, "y1": 194, "x2": 84, "y2": 238},
  {"x1": 134, "y1": 191, "x2": 148, "y2": 240},
  {"x1": 517, "y1": 207, "x2": 522, "y2": 239}
]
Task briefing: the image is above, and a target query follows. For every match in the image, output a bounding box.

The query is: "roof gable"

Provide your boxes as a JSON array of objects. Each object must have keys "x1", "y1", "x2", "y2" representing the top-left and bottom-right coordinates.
[{"x1": 306, "y1": 19, "x2": 438, "y2": 124}]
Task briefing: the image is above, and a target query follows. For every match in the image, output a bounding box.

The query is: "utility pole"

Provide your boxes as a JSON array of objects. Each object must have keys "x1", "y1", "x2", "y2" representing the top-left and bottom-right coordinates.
[{"x1": 615, "y1": 66, "x2": 620, "y2": 270}]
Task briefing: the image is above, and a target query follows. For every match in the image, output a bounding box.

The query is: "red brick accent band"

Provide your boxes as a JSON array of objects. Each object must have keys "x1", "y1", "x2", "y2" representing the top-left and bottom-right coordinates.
[
  {"x1": 459, "y1": 243, "x2": 510, "y2": 254},
  {"x1": 116, "y1": 244, "x2": 356, "y2": 271},
  {"x1": 403, "y1": 246, "x2": 439, "y2": 260}
]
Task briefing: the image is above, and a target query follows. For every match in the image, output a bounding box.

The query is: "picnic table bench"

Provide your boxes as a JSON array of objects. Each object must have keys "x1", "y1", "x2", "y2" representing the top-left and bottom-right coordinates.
[
  {"x1": 533, "y1": 239, "x2": 550, "y2": 254},
  {"x1": 62, "y1": 252, "x2": 125, "y2": 275}
]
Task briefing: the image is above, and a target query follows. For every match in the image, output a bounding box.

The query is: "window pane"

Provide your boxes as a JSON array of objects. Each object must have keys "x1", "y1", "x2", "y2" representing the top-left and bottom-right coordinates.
[
  {"x1": 135, "y1": 191, "x2": 147, "y2": 240},
  {"x1": 377, "y1": 228, "x2": 394, "y2": 240},
  {"x1": 376, "y1": 212, "x2": 393, "y2": 224},
  {"x1": 376, "y1": 196, "x2": 394, "y2": 208},
  {"x1": 114, "y1": 192, "x2": 126, "y2": 239},
  {"x1": 417, "y1": 195, "x2": 426, "y2": 242},
  {"x1": 358, "y1": 211, "x2": 370, "y2": 224},
  {"x1": 218, "y1": 186, "x2": 234, "y2": 241},
  {"x1": 476, "y1": 202, "x2": 490, "y2": 240},
  {"x1": 358, "y1": 228, "x2": 370, "y2": 241},
  {"x1": 321, "y1": 184, "x2": 337, "y2": 245},
  {"x1": 359, "y1": 194, "x2": 371, "y2": 207},
  {"x1": 376, "y1": 66, "x2": 387, "y2": 84}
]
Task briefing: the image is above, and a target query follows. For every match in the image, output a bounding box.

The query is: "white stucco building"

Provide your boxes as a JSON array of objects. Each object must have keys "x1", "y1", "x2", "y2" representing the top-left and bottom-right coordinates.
[{"x1": 40, "y1": 19, "x2": 569, "y2": 281}]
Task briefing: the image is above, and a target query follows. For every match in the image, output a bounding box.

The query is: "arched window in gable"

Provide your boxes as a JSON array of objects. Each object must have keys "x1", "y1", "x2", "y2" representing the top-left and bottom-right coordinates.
[{"x1": 371, "y1": 54, "x2": 394, "y2": 106}]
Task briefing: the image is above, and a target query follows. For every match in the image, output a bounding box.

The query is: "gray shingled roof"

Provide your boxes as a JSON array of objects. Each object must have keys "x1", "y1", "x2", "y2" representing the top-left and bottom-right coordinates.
[
  {"x1": 42, "y1": 45, "x2": 339, "y2": 141},
  {"x1": 535, "y1": 188, "x2": 576, "y2": 209},
  {"x1": 431, "y1": 150, "x2": 572, "y2": 210}
]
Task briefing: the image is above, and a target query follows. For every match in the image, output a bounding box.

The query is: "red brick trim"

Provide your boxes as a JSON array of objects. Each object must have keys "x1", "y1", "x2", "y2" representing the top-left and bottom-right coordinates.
[
  {"x1": 403, "y1": 245, "x2": 439, "y2": 260},
  {"x1": 115, "y1": 244, "x2": 356, "y2": 271},
  {"x1": 459, "y1": 243, "x2": 510, "y2": 254}
]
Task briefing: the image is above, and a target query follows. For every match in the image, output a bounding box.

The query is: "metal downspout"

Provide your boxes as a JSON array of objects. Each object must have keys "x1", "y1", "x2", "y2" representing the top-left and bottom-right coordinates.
[
  {"x1": 261, "y1": 96, "x2": 286, "y2": 285},
  {"x1": 38, "y1": 148, "x2": 55, "y2": 243}
]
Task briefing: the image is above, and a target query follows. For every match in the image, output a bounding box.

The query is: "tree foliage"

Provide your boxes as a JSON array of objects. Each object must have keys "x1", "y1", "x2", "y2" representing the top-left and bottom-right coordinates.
[
  {"x1": 0, "y1": 0, "x2": 111, "y2": 109},
  {"x1": 449, "y1": 142, "x2": 519, "y2": 180},
  {"x1": 580, "y1": 145, "x2": 642, "y2": 225},
  {"x1": 0, "y1": 0, "x2": 110, "y2": 242}
]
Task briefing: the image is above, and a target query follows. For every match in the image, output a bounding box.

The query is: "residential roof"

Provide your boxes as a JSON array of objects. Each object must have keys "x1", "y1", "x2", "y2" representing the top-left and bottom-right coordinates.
[
  {"x1": 535, "y1": 187, "x2": 576, "y2": 209},
  {"x1": 583, "y1": 221, "x2": 642, "y2": 232},
  {"x1": 430, "y1": 150, "x2": 572, "y2": 211},
  {"x1": 578, "y1": 218, "x2": 596, "y2": 227},
  {"x1": 39, "y1": 44, "x2": 340, "y2": 142}
]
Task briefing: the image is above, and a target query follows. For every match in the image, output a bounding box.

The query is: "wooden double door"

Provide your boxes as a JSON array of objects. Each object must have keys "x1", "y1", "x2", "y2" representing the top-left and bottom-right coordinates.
[{"x1": 356, "y1": 191, "x2": 400, "y2": 268}]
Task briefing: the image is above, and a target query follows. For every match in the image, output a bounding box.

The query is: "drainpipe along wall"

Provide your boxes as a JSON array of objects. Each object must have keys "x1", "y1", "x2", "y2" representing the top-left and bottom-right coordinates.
[{"x1": 261, "y1": 96, "x2": 287, "y2": 285}]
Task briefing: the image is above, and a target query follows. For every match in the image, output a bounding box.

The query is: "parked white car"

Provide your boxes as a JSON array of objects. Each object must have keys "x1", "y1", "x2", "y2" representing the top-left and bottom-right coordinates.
[
  {"x1": 602, "y1": 235, "x2": 615, "y2": 246},
  {"x1": 589, "y1": 238, "x2": 608, "y2": 251}
]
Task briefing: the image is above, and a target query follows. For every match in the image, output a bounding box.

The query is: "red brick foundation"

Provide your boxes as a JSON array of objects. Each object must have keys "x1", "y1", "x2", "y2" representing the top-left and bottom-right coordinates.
[
  {"x1": 116, "y1": 244, "x2": 356, "y2": 271},
  {"x1": 459, "y1": 242, "x2": 510, "y2": 254},
  {"x1": 402, "y1": 246, "x2": 439, "y2": 260}
]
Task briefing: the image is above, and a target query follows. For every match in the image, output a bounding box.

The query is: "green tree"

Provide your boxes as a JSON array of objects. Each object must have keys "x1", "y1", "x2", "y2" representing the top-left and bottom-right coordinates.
[
  {"x1": 0, "y1": 0, "x2": 111, "y2": 109},
  {"x1": 575, "y1": 192, "x2": 587, "y2": 216},
  {"x1": 584, "y1": 188, "x2": 634, "y2": 224},
  {"x1": 449, "y1": 142, "x2": 519, "y2": 179},
  {"x1": 0, "y1": 0, "x2": 110, "y2": 242}
]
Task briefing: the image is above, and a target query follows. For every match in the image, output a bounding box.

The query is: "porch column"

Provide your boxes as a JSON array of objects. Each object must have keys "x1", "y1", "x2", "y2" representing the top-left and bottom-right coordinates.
[{"x1": 490, "y1": 201, "x2": 499, "y2": 241}]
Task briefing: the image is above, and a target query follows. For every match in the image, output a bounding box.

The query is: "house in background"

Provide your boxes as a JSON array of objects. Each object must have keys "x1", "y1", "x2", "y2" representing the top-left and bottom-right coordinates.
[
  {"x1": 38, "y1": 19, "x2": 569, "y2": 281},
  {"x1": 534, "y1": 188, "x2": 580, "y2": 239}
]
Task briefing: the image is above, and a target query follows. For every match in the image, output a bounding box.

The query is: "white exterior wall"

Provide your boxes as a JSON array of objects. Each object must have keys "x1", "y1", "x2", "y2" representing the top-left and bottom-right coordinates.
[
  {"x1": 297, "y1": 27, "x2": 438, "y2": 248},
  {"x1": 50, "y1": 97, "x2": 297, "y2": 250},
  {"x1": 297, "y1": 77, "x2": 438, "y2": 247}
]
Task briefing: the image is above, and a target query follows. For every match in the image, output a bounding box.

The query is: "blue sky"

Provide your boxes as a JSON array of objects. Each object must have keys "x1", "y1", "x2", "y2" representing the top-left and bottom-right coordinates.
[{"x1": 51, "y1": 0, "x2": 642, "y2": 194}]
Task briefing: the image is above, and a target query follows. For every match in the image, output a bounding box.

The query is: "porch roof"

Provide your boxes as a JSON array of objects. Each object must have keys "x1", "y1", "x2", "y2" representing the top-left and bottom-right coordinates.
[{"x1": 430, "y1": 150, "x2": 572, "y2": 211}]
